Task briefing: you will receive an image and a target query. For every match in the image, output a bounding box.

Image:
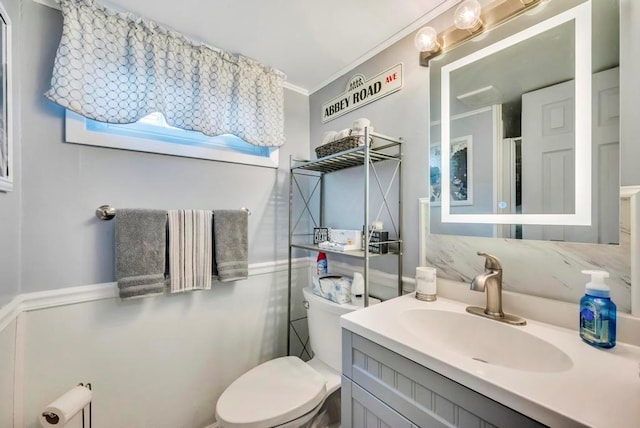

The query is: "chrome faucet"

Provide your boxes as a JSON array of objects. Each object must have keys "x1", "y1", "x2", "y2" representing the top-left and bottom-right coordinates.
[{"x1": 467, "y1": 252, "x2": 526, "y2": 326}]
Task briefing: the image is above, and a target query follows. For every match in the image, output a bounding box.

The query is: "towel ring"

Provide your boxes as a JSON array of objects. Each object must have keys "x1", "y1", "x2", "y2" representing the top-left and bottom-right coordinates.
[{"x1": 95, "y1": 205, "x2": 251, "y2": 220}]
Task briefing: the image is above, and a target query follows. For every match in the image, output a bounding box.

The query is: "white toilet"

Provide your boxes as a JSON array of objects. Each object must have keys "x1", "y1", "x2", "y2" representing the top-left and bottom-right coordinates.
[{"x1": 215, "y1": 287, "x2": 362, "y2": 428}]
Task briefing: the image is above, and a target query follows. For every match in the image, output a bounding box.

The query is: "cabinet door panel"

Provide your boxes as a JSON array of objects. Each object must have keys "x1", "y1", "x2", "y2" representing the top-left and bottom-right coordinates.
[{"x1": 343, "y1": 376, "x2": 416, "y2": 428}]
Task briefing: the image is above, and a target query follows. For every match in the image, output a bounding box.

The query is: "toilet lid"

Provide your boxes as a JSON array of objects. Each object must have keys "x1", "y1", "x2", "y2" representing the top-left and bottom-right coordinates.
[{"x1": 215, "y1": 356, "x2": 327, "y2": 428}]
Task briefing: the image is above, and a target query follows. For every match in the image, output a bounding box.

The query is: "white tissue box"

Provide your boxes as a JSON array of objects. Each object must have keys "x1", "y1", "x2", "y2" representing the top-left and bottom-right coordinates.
[
  {"x1": 317, "y1": 241, "x2": 360, "y2": 252},
  {"x1": 311, "y1": 275, "x2": 352, "y2": 304},
  {"x1": 328, "y1": 229, "x2": 362, "y2": 251}
]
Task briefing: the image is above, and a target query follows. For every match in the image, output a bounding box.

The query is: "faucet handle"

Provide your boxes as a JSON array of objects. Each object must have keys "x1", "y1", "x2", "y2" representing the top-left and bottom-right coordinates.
[{"x1": 477, "y1": 252, "x2": 502, "y2": 271}]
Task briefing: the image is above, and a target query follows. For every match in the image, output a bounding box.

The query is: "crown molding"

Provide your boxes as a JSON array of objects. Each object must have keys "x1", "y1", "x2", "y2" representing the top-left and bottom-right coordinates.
[
  {"x1": 283, "y1": 82, "x2": 309, "y2": 96},
  {"x1": 309, "y1": 0, "x2": 460, "y2": 94}
]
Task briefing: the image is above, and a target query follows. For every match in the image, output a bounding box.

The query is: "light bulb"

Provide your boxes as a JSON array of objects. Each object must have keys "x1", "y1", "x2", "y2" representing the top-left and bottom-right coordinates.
[
  {"x1": 414, "y1": 26, "x2": 441, "y2": 52},
  {"x1": 454, "y1": 0, "x2": 483, "y2": 31}
]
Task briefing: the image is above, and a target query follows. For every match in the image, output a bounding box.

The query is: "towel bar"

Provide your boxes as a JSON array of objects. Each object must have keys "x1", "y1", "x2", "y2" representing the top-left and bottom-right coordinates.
[{"x1": 95, "y1": 205, "x2": 251, "y2": 220}]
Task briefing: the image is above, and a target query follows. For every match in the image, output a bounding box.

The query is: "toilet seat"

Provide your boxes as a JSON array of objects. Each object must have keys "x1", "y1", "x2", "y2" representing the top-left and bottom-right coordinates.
[{"x1": 215, "y1": 356, "x2": 327, "y2": 428}]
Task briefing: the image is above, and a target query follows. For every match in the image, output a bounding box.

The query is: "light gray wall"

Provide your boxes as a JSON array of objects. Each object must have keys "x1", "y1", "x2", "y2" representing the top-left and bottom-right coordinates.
[
  {"x1": 21, "y1": 266, "x2": 308, "y2": 428},
  {"x1": 1, "y1": 3, "x2": 310, "y2": 425},
  {"x1": 15, "y1": 0, "x2": 309, "y2": 294},
  {"x1": 429, "y1": 112, "x2": 496, "y2": 238},
  {"x1": 309, "y1": 33, "x2": 429, "y2": 279},
  {"x1": 0, "y1": 0, "x2": 21, "y2": 308},
  {"x1": 0, "y1": 319, "x2": 15, "y2": 428},
  {"x1": 310, "y1": 0, "x2": 636, "y2": 305}
]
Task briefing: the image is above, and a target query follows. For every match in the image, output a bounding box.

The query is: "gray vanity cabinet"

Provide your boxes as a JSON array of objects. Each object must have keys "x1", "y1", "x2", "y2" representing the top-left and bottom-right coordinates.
[
  {"x1": 342, "y1": 378, "x2": 418, "y2": 428},
  {"x1": 341, "y1": 330, "x2": 545, "y2": 428}
]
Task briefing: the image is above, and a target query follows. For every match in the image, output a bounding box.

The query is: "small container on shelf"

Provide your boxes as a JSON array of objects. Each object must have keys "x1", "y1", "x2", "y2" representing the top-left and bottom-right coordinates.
[
  {"x1": 368, "y1": 230, "x2": 389, "y2": 254},
  {"x1": 313, "y1": 227, "x2": 329, "y2": 244}
]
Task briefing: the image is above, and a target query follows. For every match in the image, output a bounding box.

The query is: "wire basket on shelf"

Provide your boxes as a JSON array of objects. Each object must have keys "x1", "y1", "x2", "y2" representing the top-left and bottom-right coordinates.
[{"x1": 315, "y1": 135, "x2": 371, "y2": 159}]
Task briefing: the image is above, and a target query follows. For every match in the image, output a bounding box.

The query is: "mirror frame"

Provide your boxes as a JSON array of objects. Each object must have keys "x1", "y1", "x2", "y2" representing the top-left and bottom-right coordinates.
[
  {"x1": 0, "y1": 1, "x2": 11, "y2": 192},
  {"x1": 440, "y1": 2, "x2": 591, "y2": 225}
]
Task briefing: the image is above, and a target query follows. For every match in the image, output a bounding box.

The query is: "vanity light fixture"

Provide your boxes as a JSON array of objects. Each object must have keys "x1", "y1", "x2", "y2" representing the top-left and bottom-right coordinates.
[
  {"x1": 417, "y1": 0, "x2": 544, "y2": 66},
  {"x1": 454, "y1": 0, "x2": 483, "y2": 32},
  {"x1": 414, "y1": 26, "x2": 441, "y2": 54}
]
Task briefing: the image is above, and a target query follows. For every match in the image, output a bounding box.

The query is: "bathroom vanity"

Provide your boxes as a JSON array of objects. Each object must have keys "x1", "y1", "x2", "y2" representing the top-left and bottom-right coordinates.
[
  {"x1": 340, "y1": 294, "x2": 640, "y2": 427},
  {"x1": 341, "y1": 332, "x2": 542, "y2": 427}
]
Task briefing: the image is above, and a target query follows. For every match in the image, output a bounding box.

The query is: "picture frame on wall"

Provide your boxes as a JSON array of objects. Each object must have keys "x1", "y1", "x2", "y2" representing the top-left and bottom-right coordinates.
[
  {"x1": 0, "y1": 4, "x2": 12, "y2": 192},
  {"x1": 429, "y1": 135, "x2": 473, "y2": 206}
]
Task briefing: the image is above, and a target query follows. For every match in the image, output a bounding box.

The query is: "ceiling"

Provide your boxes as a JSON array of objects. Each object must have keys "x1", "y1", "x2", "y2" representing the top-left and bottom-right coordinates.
[
  {"x1": 102, "y1": 0, "x2": 457, "y2": 94},
  {"x1": 450, "y1": 21, "x2": 575, "y2": 113}
]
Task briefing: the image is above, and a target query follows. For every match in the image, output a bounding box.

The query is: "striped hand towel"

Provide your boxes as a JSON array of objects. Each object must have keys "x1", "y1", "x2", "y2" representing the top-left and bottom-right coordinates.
[{"x1": 168, "y1": 209, "x2": 212, "y2": 292}]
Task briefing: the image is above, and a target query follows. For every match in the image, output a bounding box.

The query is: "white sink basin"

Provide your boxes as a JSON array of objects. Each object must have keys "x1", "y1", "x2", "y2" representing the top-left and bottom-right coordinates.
[
  {"x1": 341, "y1": 293, "x2": 640, "y2": 427},
  {"x1": 399, "y1": 309, "x2": 573, "y2": 373}
]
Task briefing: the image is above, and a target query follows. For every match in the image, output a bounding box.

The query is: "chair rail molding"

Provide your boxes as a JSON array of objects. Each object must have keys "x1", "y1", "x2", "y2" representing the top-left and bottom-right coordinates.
[{"x1": 0, "y1": 257, "x2": 311, "y2": 334}]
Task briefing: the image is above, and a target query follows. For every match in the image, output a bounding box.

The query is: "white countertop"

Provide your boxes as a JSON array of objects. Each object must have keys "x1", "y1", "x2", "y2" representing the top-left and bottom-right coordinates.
[{"x1": 340, "y1": 293, "x2": 640, "y2": 428}]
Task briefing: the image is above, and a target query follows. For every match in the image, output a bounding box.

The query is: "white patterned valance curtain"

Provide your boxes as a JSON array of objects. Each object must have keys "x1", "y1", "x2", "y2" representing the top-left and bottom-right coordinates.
[{"x1": 45, "y1": 0, "x2": 286, "y2": 147}]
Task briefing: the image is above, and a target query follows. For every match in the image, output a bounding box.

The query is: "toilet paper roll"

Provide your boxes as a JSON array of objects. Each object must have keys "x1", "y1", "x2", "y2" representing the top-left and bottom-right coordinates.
[{"x1": 40, "y1": 385, "x2": 92, "y2": 427}]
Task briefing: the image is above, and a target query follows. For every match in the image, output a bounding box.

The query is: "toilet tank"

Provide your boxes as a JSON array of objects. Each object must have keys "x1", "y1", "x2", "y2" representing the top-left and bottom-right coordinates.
[{"x1": 302, "y1": 287, "x2": 361, "y2": 372}]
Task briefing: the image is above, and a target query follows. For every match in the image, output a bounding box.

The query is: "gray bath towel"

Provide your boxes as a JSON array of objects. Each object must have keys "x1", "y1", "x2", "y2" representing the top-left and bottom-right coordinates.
[
  {"x1": 213, "y1": 210, "x2": 248, "y2": 282},
  {"x1": 115, "y1": 209, "x2": 168, "y2": 299}
]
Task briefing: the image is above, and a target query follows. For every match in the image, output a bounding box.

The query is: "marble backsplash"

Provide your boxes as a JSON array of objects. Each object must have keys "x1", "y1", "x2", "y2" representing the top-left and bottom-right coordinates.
[
  {"x1": 418, "y1": 192, "x2": 633, "y2": 314},
  {"x1": 423, "y1": 231, "x2": 630, "y2": 313}
]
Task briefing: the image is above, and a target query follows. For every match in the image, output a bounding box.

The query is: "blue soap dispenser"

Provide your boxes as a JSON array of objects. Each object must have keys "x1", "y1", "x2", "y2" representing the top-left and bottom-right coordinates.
[{"x1": 579, "y1": 270, "x2": 616, "y2": 348}]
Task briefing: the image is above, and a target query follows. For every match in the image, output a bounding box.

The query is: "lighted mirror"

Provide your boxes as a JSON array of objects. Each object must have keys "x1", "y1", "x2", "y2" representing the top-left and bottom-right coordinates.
[
  {"x1": 430, "y1": 0, "x2": 620, "y2": 243},
  {"x1": 0, "y1": 2, "x2": 10, "y2": 192}
]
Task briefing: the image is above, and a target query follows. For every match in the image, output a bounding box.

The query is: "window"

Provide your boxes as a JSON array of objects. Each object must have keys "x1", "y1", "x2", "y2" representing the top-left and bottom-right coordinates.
[{"x1": 65, "y1": 111, "x2": 279, "y2": 168}]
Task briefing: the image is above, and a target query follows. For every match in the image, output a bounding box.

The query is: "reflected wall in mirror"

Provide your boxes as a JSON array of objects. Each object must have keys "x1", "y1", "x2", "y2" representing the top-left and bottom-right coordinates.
[
  {"x1": 0, "y1": 2, "x2": 11, "y2": 192},
  {"x1": 429, "y1": 0, "x2": 620, "y2": 243},
  {"x1": 430, "y1": 135, "x2": 474, "y2": 206}
]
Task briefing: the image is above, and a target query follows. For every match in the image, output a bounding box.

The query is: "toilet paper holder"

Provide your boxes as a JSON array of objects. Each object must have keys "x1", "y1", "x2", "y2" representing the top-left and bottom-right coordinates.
[{"x1": 42, "y1": 382, "x2": 92, "y2": 428}]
